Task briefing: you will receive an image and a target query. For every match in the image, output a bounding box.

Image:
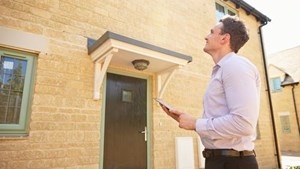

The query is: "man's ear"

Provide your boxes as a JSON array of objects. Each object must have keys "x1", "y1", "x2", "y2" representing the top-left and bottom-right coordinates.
[{"x1": 221, "y1": 33, "x2": 230, "y2": 45}]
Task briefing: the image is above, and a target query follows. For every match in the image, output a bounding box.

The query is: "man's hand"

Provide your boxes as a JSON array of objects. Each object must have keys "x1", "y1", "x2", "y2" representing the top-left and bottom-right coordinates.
[
  {"x1": 160, "y1": 104, "x2": 181, "y2": 122},
  {"x1": 174, "y1": 112, "x2": 197, "y2": 131},
  {"x1": 160, "y1": 104, "x2": 196, "y2": 131}
]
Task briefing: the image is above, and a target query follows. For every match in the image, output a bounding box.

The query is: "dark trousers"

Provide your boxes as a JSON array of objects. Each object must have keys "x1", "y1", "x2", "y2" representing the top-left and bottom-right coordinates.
[{"x1": 205, "y1": 156, "x2": 258, "y2": 169}]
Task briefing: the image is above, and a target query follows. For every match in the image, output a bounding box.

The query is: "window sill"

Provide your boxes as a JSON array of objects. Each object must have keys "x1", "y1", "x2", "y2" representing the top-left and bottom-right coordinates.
[{"x1": 0, "y1": 134, "x2": 29, "y2": 140}]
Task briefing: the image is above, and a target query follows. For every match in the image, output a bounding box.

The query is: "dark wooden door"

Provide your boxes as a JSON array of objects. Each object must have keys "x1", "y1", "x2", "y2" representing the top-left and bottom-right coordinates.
[{"x1": 103, "y1": 73, "x2": 147, "y2": 169}]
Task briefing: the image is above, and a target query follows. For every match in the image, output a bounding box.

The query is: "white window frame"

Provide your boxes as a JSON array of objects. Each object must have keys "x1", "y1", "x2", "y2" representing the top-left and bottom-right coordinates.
[{"x1": 215, "y1": 1, "x2": 238, "y2": 22}]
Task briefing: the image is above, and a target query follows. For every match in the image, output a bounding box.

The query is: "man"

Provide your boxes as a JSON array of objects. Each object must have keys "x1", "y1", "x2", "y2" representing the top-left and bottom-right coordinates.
[{"x1": 160, "y1": 16, "x2": 261, "y2": 169}]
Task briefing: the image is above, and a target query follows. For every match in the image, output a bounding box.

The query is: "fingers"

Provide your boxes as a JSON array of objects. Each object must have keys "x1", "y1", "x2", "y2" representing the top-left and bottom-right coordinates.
[
  {"x1": 160, "y1": 105, "x2": 179, "y2": 121},
  {"x1": 176, "y1": 114, "x2": 197, "y2": 130},
  {"x1": 170, "y1": 113, "x2": 180, "y2": 122},
  {"x1": 158, "y1": 104, "x2": 185, "y2": 123},
  {"x1": 159, "y1": 103, "x2": 196, "y2": 130},
  {"x1": 169, "y1": 109, "x2": 183, "y2": 116},
  {"x1": 160, "y1": 104, "x2": 170, "y2": 113}
]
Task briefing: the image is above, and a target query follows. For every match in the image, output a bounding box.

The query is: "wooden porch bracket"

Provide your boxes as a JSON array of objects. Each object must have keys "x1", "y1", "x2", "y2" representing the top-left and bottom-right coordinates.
[
  {"x1": 93, "y1": 48, "x2": 118, "y2": 100},
  {"x1": 156, "y1": 65, "x2": 182, "y2": 99}
]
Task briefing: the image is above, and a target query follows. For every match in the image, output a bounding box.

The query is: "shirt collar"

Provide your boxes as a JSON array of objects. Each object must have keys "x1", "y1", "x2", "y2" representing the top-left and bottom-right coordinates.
[{"x1": 216, "y1": 52, "x2": 236, "y2": 67}]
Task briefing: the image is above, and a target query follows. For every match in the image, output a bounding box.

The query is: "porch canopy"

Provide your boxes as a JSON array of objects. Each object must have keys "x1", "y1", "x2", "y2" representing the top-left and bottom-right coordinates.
[{"x1": 87, "y1": 31, "x2": 192, "y2": 100}]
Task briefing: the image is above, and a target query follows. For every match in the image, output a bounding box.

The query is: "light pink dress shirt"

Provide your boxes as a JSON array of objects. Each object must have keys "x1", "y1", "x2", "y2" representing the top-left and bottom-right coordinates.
[{"x1": 196, "y1": 52, "x2": 261, "y2": 151}]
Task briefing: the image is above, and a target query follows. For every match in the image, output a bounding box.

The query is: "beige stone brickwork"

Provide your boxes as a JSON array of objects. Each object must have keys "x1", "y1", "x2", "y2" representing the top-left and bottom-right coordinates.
[{"x1": 0, "y1": 0, "x2": 278, "y2": 168}]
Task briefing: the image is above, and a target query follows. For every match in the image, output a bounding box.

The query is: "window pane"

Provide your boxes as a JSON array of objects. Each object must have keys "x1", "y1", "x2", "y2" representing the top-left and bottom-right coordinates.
[
  {"x1": 8, "y1": 92, "x2": 22, "y2": 107},
  {"x1": 216, "y1": 3, "x2": 225, "y2": 14},
  {"x1": 6, "y1": 107, "x2": 21, "y2": 124},
  {"x1": 274, "y1": 78, "x2": 281, "y2": 90},
  {"x1": 215, "y1": 3, "x2": 237, "y2": 23},
  {"x1": 227, "y1": 10, "x2": 236, "y2": 16},
  {"x1": 271, "y1": 77, "x2": 281, "y2": 92},
  {"x1": 0, "y1": 56, "x2": 27, "y2": 124},
  {"x1": 0, "y1": 106, "x2": 6, "y2": 123},
  {"x1": 280, "y1": 115, "x2": 291, "y2": 133},
  {"x1": 215, "y1": 3, "x2": 225, "y2": 21}
]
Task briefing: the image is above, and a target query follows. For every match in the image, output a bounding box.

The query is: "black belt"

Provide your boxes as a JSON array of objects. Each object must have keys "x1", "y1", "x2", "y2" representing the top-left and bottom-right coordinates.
[{"x1": 202, "y1": 149, "x2": 256, "y2": 158}]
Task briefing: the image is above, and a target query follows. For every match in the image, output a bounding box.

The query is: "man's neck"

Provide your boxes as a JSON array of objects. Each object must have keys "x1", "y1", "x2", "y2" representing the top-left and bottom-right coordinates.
[{"x1": 211, "y1": 49, "x2": 233, "y2": 64}]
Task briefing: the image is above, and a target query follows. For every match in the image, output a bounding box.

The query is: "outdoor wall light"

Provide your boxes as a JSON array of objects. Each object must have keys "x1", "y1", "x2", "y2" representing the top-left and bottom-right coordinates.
[{"x1": 132, "y1": 59, "x2": 150, "y2": 71}]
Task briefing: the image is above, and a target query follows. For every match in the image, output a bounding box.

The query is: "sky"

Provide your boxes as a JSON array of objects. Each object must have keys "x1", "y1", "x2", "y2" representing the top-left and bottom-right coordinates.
[{"x1": 244, "y1": 0, "x2": 300, "y2": 55}]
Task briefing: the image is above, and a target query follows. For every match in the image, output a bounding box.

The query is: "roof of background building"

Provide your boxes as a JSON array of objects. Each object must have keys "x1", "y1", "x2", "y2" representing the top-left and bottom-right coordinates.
[
  {"x1": 229, "y1": 0, "x2": 271, "y2": 24},
  {"x1": 268, "y1": 45, "x2": 300, "y2": 82}
]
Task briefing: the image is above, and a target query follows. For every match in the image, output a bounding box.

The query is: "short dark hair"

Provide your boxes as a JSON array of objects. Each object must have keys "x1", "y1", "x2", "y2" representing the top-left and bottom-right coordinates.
[{"x1": 220, "y1": 16, "x2": 249, "y2": 53}]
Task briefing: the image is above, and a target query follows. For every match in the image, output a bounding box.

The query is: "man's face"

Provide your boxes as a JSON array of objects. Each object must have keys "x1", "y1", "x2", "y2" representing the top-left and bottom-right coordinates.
[{"x1": 203, "y1": 23, "x2": 225, "y2": 54}]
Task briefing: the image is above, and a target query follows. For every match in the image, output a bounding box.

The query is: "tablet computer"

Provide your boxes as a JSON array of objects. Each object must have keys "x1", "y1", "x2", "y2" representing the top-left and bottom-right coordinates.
[{"x1": 154, "y1": 98, "x2": 174, "y2": 110}]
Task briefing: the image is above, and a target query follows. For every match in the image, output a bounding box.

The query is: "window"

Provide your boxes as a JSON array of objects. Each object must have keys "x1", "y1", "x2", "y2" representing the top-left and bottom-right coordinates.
[
  {"x1": 280, "y1": 115, "x2": 291, "y2": 134},
  {"x1": 215, "y1": 2, "x2": 237, "y2": 22},
  {"x1": 0, "y1": 47, "x2": 36, "y2": 136},
  {"x1": 270, "y1": 77, "x2": 281, "y2": 92}
]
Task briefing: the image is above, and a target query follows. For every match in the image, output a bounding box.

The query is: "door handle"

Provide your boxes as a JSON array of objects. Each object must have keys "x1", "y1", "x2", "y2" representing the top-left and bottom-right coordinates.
[{"x1": 139, "y1": 126, "x2": 147, "y2": 142}]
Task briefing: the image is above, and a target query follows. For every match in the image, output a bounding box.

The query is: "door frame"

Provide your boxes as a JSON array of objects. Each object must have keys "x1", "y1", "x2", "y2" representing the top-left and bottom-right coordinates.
[{"x1": 99, "y1": 68, "x2": 153, "y2": 169}]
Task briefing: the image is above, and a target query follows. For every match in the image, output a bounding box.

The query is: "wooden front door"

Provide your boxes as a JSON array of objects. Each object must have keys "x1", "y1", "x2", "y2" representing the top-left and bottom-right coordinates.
[{"x1": 103, "y1": 73, "x2": 147, "y2": 169}]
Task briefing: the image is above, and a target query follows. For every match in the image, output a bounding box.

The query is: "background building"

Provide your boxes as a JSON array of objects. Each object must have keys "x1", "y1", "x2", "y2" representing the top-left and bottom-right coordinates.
[{"x1": 268, "y1": 46, "x2": 300, "y2": 153}]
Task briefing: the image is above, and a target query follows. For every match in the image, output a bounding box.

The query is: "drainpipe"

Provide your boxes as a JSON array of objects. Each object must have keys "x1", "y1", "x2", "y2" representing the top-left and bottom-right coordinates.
[
  {"x1": 259, "y1": 23, "x2": 281, "y2": 168},
  {"x1": 291, "y1": 85, "x2": 300, "y2": 136}
]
